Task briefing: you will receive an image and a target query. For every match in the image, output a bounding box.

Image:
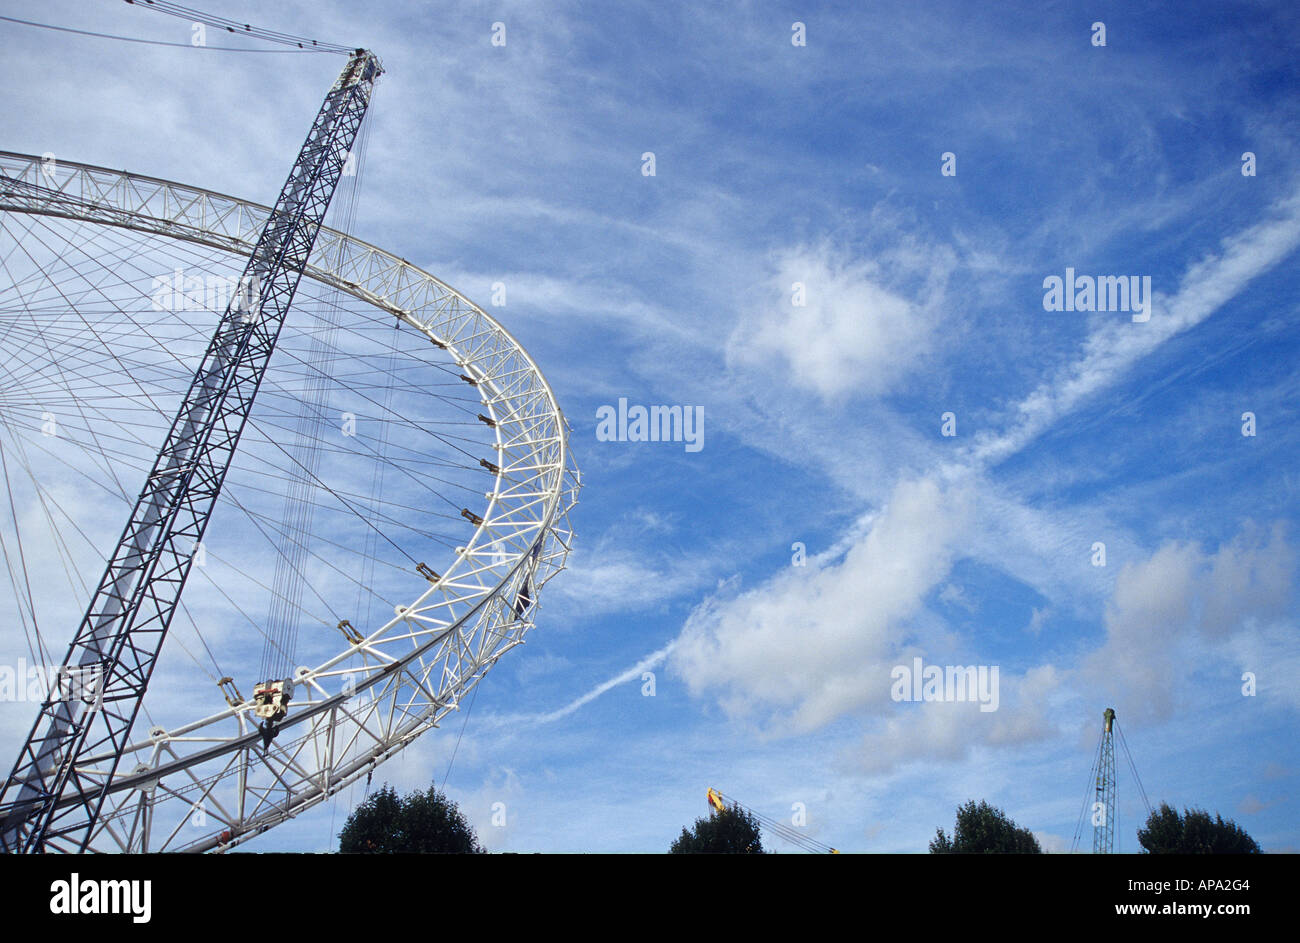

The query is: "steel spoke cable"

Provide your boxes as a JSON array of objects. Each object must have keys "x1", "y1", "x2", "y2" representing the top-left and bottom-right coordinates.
[
  {"x1": 0, "y1": 220, "x2": 482, "y2": 546},
  {"x1": 0, "y1": 409, "x2": 67, "y2": 668},
  {"x1": 0, "y1": 216, "x2": 144, "y2": 496},
  {"x1": 0, "y1": 437, "x2": 48, "y2": 668},
  {"x1": 0, "y1": 211, "x2": 214, "y2": 494},
  {"x1": 0, "y1": 402, "x2": 349, "y2": 673},
  {"x1": 0, "y1": 412, "x2": 471, "y2": 549},
  {"x1": 4, "y1": 210, "x2": 489, "y2": 492},
  {"x1": 0, "y1": 215, "x2": 489, "y2": 442},
  {"x1": 0, "y1": 410, "x2": 97, "y2": 619},
  {"x1": 0, "y1": 195, "x2": 507, "y2": 751}
]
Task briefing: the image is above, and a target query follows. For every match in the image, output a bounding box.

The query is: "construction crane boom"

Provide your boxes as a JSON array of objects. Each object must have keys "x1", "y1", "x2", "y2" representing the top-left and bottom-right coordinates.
[
  {"x1": 707, "y1": 787, "x2": 839, "y2": 854},
  {"x1": 0, "y1": 49, "x2": 383, "y2": 853}
]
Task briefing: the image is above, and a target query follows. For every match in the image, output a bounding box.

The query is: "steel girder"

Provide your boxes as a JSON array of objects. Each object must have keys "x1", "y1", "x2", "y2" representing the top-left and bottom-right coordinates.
[{"x1": 0, "y1": 51, "x2": 384, "y2": 852}]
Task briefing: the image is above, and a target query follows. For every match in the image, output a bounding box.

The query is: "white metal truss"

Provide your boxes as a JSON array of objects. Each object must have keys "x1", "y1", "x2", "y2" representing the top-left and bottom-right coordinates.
[{"x1": 0, "y1": 151, "x2": 580, "y2": 852}]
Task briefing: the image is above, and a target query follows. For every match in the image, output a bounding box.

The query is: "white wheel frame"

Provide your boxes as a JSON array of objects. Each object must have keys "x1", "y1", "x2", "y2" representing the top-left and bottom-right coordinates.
[{"x1": 0, "y1": 151, "x2": 580, "y2": 852}]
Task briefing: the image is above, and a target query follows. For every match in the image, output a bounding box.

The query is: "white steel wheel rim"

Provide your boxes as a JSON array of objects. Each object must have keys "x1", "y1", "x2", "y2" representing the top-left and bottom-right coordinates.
[{"x1": 0, "y1": 151, "x2": 580, "y2": 852}]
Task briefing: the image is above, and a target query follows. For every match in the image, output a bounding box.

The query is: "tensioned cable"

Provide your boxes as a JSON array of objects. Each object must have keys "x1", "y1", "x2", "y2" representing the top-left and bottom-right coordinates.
[
  {"x1": 0, "y1": 205, "x2": 483, "y2": 525},
  {"x1": 260, "y1": 98, "x2": 380, "y2": 681},
  {"x1": 0, "y1": 213, "x2": 144, "y2": 498},
  {"x1": 0, "y1": 410, "x2": 477, "y2": 537},
  {"x1": 0, "y1": 219, "x2": 491, "y2": 447},
  {"x1": 0, "y1": 394, "x2": 478, "y2": 549},
  {"x1": 0, "y1": 434, "x2": 49, "y2": 668},
  {"x1": 0, "y1": 211, "x2": 159, "y2": 669},
  {"x1": 745, "y1": 810, "x2": 835, "y2": 854},
  {"x1": 1115, "y1": 722, "x2": 1152, "y2": 817},
  {"x1": 0, "y1": 204, "x2": 496, "y2": 698},
  {"x1": 0, "y1": 14, "x2": 328, "y2": 53},
  {"x1": 438, "y1": 679, "x2": 479, "y2": 792},
  {"x1": 0, "y1": 309, "x2": 451, "y2": 693},
  {"x1": 0, "y1": 392, "x2": 308, "y2": 677},
  {"x1": 1070, "y1": 726, "x2": 1106, "y2": 853},
  {"x1": 0, "y1": 423, "x2": 82, "y2": 662},
  {"x1": 121, "y1": 0, "x2": 353, "y2": 53},
  {"x1": 341, "y1": 113, "x2": 402, "y2": 638},
  {"x1": 713, "y1": 791, "x2": 837, "y2": 854},
  {"x1": 0, "y1": 206, "x2": 492, "y2": 466},
  {"x1": 258, "y1": 114, "x2": 368, "y2": 682},
  {"x1": 0, "y1": 408, "x2": 418, "y2": 641}
]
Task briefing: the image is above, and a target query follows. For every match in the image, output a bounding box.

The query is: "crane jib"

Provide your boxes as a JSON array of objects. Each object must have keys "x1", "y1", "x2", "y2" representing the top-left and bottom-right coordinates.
[{"x1": 0, "y1": 50, "x2": 383, "y2": 854}]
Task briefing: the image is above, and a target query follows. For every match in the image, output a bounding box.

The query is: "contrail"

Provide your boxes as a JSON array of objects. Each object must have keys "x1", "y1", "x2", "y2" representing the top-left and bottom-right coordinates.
[
  {"x1": 530, "y1": 639, "x2": 677, "y2": 724},
  {"x1": 485, "y1": 640, "x2": 678, "y2": 728}
]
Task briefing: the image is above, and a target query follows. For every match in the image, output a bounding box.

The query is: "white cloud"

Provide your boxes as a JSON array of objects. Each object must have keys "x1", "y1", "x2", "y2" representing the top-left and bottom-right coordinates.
[
  {"x1": 513, "y1": 651, "x2": 573, "y2": 686},
  {"x1": 458, "y1": 767, "x2": 525, "y2": 853},
  {"x1": 1083, "y1": 522, "x2": 1295, "y2": 723},
  {"x1": 939, "y1": 582, "x2": 976, "y2": 612},
  {"x1": 727, "y1": 242, "x2": 944, "y2": 400},
  {"x1": 669, "y1": 475, "x2": 973, "y2": 732},
  {"x1": 1033, "y1": 830, "x2": 1071, "y2": 854},
  {"x1": 849, "y1": 664, "x2": 1061, "y2": 775},
  {"x1": 551, "y1": 545, "x2": 710, "y2": 620},
  {"x1": 1026, "y1": 606, "x2": 1050, "y2": 636}
]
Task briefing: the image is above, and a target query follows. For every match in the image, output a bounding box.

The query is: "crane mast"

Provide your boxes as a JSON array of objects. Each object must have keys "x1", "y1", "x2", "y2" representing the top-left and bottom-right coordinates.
[
  {"x1": 1093, "y1": 707, "x2": 1117, "y2": 854},
  {"x1": 0, "y1": 49, "x2": 383, "y2": 853}
]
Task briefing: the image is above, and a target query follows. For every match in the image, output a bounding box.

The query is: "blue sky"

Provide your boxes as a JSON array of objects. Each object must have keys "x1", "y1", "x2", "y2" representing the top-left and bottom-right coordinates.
[{"x1": 1, "y1": 0, "x2": 1298, "y2": 852}]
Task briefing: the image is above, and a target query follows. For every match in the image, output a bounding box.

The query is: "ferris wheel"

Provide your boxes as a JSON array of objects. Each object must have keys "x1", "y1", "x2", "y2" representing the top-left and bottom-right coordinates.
[{"x1": 0, "y1": 49, "x2": 579, "y2": 852}]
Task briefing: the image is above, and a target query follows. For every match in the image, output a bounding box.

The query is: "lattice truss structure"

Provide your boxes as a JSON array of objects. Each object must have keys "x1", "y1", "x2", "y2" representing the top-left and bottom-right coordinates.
[{"x1": 0, "y1": 151, "x2": 580, "y2": 851}]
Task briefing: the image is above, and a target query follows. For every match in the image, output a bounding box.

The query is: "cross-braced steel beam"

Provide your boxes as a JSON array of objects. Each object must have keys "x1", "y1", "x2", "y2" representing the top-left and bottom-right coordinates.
[{"x1": 0, "y1": 49, "x2": 383, "y2": 853}]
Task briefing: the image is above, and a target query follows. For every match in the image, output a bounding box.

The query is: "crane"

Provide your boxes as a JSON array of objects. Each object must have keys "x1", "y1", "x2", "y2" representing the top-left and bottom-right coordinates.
[
  {"x1": 0, "y1": 48, "x2": 383, "y2": 853},
  {"x1": 1070, "y1": 707, "x2": 1152, "y2": 853},
  {"x1": 707, "y1": 787, "x2": 840, "y2": 854}
]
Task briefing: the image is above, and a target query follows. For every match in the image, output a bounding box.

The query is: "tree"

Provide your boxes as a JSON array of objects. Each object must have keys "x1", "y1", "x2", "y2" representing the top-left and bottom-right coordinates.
[
  {"x1": 930, "y1": 799, "x2": 1042, "y2": 853},
  {"x1": 339, "y1": 782, "x2": 485, "y2": 853},
  {"x1": 670, "y1": 805, "x2": 765, "y2": 853},
  {"x1": 1138, "y1": 803, "x2": 1261, "y2": 854}
]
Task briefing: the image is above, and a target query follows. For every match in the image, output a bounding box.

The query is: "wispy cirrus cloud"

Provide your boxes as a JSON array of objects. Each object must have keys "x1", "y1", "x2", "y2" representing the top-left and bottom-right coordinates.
[{"x1": 966, "y1": 185, "x2": 1300, "y2": 469}]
